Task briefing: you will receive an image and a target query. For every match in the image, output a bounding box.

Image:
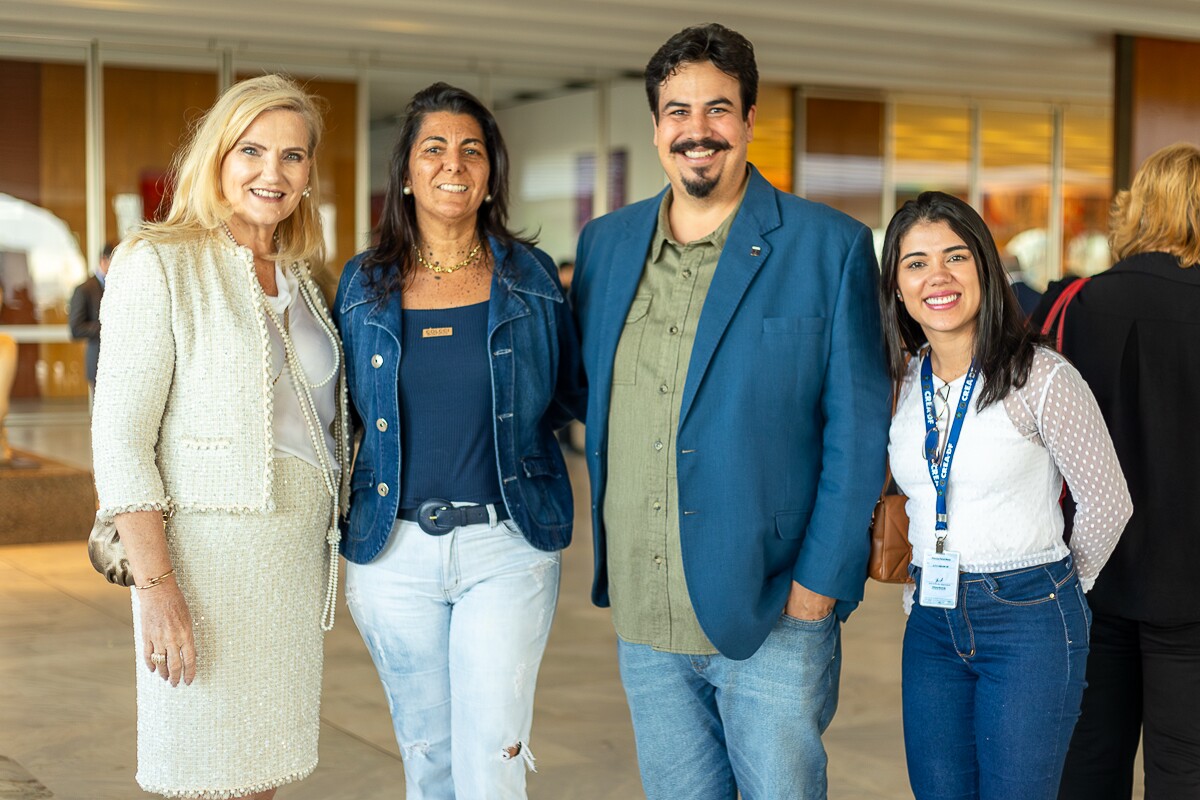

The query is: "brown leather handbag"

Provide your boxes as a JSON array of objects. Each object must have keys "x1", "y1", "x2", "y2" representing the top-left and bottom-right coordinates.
[
  {"x1": 868, "y1": 374, "x2": 914, "y2": 584},
  {"x1": 868, "y1": 465, "x2": 912, "y2": 584}
]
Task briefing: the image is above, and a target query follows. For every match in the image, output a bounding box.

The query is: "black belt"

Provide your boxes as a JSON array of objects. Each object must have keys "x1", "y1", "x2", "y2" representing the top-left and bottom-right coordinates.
[{"x1": 398, "y1": 498, "x2": 509, "y2": 536}]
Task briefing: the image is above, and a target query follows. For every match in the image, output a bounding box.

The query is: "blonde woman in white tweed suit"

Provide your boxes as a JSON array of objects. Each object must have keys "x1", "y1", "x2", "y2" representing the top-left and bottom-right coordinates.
[{"x1": 92, "y1": 75, "x2": 349, "y2": 800}]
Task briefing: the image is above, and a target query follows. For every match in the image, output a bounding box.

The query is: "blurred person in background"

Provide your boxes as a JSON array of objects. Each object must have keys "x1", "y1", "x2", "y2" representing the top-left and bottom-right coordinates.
[
  {"x1": 69, "y1": 241, "x2": 112, "y2": 402},
  {"x1": 1057, "y1": 142, "x2": 1200, "y2": 800}
]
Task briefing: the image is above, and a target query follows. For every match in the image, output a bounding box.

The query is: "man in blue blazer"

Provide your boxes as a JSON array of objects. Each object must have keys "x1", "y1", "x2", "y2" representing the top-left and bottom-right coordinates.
[{"x1": 572, "y1": 23, "x2": 890, "y2": 799}]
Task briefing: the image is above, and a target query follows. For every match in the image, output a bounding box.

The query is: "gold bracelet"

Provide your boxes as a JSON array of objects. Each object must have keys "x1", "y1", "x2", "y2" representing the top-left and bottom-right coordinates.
[{"x1": 134, "y1": 568, "x2": 176, "y2": 591}]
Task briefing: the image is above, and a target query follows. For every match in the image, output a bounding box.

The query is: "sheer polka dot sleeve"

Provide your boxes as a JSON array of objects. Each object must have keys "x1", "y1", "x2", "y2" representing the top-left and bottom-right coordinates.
[{"x1": 1022, "y1": 348, "x2": 1133, "y2": 591}]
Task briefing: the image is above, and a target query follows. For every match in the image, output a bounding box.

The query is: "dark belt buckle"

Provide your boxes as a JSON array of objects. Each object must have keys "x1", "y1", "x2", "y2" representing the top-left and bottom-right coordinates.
[{"x1": 416, "y1": 498, "x2": 457, "y2": 536}]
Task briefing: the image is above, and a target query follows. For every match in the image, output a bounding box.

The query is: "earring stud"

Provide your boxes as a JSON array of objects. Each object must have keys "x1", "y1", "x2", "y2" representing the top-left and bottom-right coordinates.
[
  {"x1": 302, "y1": 187, "x2": 311, "y2": 198},
  {"x1": 402, "y1": 186, "x2": 413, "y2": 196}
]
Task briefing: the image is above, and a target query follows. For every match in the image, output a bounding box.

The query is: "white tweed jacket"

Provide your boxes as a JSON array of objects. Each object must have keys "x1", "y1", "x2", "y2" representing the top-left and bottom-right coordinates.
[{"x1": 92, "y1": 233, "x2": 351, "y2": 522}]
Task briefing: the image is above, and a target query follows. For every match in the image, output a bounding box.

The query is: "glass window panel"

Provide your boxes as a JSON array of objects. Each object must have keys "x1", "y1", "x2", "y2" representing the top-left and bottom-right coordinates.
[
  {"x1": 748, "y1": 84, "x2": 793, "y2": 193},
  {"x1": 496, "y1": 88, "x2": 598, "y2": 265},
  {"x1": 981, "y1": 108, "x2": 1053, "y2": 289},
  {"x1": 0, "y1": 58, "x2": 89, "y2": 400},
  {"x1": 893, "y1": 103, "x2": 970, "y2": 207},
  {"x1": 804, "y1": 97, "x2": 883, "y2": 229},
  {"x1": 1063, "y1": 105, "x2": 1113, "y2": 276}
]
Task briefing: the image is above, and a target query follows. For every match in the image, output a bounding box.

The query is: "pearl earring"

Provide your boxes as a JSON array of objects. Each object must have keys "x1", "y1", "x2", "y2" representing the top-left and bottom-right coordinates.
[
  {"x1": 484, "y1": 194, "x2": 493, "y2": 203},
  {"x1": 402, "y1": 186, "x2": 413, "y2": 196},
  {"x1": 896, "y1": 291, "x2": 903, "y2": 300}
]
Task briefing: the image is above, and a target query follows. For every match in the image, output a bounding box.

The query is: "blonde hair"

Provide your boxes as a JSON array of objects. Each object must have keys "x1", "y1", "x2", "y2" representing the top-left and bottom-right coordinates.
[
  {"x1": 131, "y1": 74, "x2": 326, "y2": 266},
  {"x1": 1110, "y1": 142, "x2": 1200, "y2": 267}
]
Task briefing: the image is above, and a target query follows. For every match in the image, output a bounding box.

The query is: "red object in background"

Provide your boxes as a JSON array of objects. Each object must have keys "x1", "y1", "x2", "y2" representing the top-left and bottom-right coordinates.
[{"x1": 140, "y1": 170, "x2": 174, "y2": 222}]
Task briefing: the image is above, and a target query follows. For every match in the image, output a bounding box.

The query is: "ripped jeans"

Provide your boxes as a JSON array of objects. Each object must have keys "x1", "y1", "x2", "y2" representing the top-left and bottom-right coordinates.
[{"x1": 346, "y1": 515, "x2": 561, "y2": 800}]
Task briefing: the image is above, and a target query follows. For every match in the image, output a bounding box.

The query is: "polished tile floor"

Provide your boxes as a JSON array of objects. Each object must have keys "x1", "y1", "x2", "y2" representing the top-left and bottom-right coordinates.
[{"x1": 1, "y1": 413, "x2": 1142, "y2": 799}]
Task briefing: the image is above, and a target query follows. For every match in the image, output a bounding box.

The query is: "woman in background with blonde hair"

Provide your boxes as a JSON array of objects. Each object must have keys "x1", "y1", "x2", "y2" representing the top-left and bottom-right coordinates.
[
  {"x1": 92, "y1": 73, "x2": 349, "y2": 799},
  {"x1": 1057, "y1": 142, "x2": 1200, "y2": 800}
]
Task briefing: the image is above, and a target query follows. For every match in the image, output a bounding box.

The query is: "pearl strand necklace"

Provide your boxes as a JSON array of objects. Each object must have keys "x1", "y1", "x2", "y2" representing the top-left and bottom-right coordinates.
[
  {"x1": 223, "y1": 222, "x2": 340, "y2": 389},
  {"x1": 227, "y1": 221, "x2": 342, "y2": 629},
  {"x1": 262, "y1": 294, "x2": 342, "y2": 631}
]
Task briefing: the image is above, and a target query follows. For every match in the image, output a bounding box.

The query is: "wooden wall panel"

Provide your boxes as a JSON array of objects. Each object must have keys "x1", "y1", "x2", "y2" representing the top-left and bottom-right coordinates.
[
  {"x1": 103, "y1": 66, "x2": 218, "y2": 244},
  {"x1": 804, "y1": 97, "x2": 884, "y2": 227},
  {"x1": 41, "y1": 63, "x2": 89, "y2": 399},
  {"x1": 0, "y1": 60, "x2": 42, "y2": 206},
  {"x1": 1115, "y1": 35, "x2": 1200, "y2": 190},
  {"x1": 303, "y1": 78, "x2": 357, "y2": 297},
  {"x1": 40, "y1": 63, "x2": 87, "y2": 252},
  {"x1": 806, "y1": 98, "x2": 884, "y2": 157}
]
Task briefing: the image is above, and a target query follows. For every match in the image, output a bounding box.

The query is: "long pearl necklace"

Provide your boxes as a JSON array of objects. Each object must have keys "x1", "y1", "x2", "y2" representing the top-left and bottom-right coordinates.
[
  {"x1": 268, "y1": 289, "x2": 340, "y2": 390},
  {"x1": 413, "y1": 240, "x2": 482, "y2": 274},
  {"x1": 224, "y1": 221, "x2": 343, "y2": 629},
  {"x1": 224, "y1": 223, "x2": 339, "y2": 389},
  {"x1": 262, "y1": 291, "x2": 343, "y2": 631}
]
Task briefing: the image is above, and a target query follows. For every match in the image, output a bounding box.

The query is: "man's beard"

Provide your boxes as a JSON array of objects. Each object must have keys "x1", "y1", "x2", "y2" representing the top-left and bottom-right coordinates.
[
  {"x1": 681, "y1": 172, "x2": 719, "y2": 199},
  {"x1": 670, "y1": 137, "x2": 729, "y2": 199}
]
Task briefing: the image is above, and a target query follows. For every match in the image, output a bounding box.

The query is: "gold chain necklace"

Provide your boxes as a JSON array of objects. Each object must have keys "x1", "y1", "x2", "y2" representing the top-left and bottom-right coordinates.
[{"x1": 413, "y1": 241, "x2": 483, "y2": 274}]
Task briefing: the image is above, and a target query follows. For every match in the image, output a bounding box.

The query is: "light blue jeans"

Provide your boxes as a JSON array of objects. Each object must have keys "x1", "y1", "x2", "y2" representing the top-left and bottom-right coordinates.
[
  {"x1": 346, "y1": 514, "x2": 561, "y2": 800},
  {"x1": 617, "y1": 612, "x2": 842, "y2": 800}
]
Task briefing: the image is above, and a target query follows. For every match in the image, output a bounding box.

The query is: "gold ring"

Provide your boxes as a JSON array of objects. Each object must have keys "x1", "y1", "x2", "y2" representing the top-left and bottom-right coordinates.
[{"x1": 150, "y1": 652, "x2": 167, "y2": 665}]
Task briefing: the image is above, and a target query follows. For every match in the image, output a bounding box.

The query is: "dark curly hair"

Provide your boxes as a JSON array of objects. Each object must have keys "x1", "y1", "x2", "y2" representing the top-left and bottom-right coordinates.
[{"x1": 644, "y1": 23, "x2": 758, "y2": 120}]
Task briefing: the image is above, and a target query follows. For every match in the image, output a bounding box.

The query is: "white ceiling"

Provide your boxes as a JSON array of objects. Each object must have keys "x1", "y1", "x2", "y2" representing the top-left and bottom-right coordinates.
[{"x1": 5, "y1": 0, "x2": 1200, "y2": 109}]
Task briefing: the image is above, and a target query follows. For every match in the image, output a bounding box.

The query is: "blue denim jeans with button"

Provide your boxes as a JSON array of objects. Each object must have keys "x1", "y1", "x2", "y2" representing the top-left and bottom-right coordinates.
[
  {"x1": 617, "y1": 611, "x2": 841, "y2": 800},
  {"x1": 903, "y1": 555, "x2": 1091, "y2": 800}
]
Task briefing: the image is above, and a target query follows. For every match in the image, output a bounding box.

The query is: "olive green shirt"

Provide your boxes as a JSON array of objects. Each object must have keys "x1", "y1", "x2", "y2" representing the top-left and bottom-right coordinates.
[{"x1": 603, "y1": 189, "x2": 743, "y2": 654}]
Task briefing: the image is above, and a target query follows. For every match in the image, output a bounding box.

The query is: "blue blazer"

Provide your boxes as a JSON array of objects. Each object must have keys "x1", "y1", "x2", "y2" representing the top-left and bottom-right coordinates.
[
  {"x1": 335, "y1": 238, "x2": 585, "y2": 563},
  {"x1": 573, "y1": 166, "x2": 890, "y2": 659}
]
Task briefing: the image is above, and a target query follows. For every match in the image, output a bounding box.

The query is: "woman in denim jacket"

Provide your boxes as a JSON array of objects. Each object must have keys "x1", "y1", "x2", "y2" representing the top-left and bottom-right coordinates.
[{"x1": 333, "y1": 82, "x2": 584, "y2": 799}]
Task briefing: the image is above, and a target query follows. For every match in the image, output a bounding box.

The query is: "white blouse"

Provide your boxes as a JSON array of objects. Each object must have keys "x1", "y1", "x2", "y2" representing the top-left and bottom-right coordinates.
[
  {"x1": 889, "y1": 346, "x2": 1131, "y2": 592},
  {"x1": 263, "y1": 264, "x2": 339, "y2": 471}
]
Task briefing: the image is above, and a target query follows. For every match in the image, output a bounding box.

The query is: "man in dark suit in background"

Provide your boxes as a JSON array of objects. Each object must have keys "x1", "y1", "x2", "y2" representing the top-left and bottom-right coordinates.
[
  {"x1": 69, "y1": 243, "x2": 112, "y2": 399},
  {"x1": 1003, "y1": 253, "x2": 1043, "y2": 318},
  {"x1": 572, "y1": 23, "x2": 889, "y2": 800}
]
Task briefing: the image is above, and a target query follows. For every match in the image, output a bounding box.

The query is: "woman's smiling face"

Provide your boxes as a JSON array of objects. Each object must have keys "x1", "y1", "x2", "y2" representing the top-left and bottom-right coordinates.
[
  {"x1": 895, "y1": 219, "x2": 982, "y2": 346},
  {"x1": 404, "y1": 111, "x2": 491, "y2": 230}
]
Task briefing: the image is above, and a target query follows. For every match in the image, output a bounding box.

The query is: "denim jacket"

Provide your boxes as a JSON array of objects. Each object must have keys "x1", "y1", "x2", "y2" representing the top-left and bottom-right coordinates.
[{"x1": 334, "y1": 237, "x2": 585, "y2": 563}]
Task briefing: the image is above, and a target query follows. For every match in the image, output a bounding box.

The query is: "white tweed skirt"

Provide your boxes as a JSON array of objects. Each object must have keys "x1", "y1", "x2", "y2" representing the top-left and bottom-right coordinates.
[{"x1": 131, "y1": 457, "x2": 331, "y2": 799}]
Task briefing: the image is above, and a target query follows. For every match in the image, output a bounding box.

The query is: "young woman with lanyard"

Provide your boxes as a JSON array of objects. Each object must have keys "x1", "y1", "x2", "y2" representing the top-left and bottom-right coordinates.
[{"x1": 877, "y1": 191, "x2": 1132, "y2": 800}]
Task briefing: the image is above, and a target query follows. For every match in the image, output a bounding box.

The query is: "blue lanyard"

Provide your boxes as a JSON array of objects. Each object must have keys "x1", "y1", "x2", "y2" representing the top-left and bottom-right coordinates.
[{"x1": 920, "y1": 353, "x2": 979, "y2": 553}]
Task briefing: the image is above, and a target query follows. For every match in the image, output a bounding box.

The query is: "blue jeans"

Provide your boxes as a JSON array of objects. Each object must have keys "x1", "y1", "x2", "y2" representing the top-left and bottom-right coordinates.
[
  {"x1": 346, "y1": 515, "x2": 561, "y2": 800},
  {"x1": 617, "y1": 612, "x2": 841, "y2": 800},
  {"x1": 903, "y1": 556, "x2": 1091, "y2": 800}
]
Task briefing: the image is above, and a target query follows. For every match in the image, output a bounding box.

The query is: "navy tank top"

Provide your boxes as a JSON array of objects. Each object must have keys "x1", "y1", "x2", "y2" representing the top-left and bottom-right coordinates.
[{"x1": 397, "y1": 301, "x2": 504, "y2": 510}]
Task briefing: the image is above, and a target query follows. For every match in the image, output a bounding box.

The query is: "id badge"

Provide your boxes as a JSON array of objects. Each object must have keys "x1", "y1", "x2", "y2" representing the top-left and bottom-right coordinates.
[{"x1": 919, "y1": 549, "x2": 960, "y2": 609}]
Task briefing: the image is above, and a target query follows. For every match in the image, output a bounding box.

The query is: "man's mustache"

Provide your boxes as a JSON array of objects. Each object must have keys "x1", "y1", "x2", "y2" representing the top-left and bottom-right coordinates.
[{"x1": 669, "y1": 138, "x2": 730, "y2": 155}]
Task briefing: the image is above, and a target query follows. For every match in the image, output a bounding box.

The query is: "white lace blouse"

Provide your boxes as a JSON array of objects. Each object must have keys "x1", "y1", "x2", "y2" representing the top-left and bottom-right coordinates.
[{"x1": 889, "y1": 346, "x2": 1132, "y2": 592}]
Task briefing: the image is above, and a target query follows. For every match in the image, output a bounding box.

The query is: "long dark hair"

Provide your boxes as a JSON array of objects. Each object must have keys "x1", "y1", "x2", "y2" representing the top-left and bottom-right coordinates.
[
  {"x1": 879, "y1": 191, "x2": 1039, "y2": 409},
  {"x1": 363, "y1": 82, "x2": 533, "y2": 299}
]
